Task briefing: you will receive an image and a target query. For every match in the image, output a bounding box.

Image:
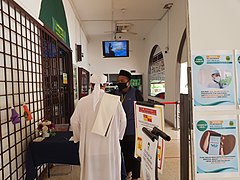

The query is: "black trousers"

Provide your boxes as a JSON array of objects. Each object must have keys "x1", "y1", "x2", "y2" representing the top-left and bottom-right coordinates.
[{"x1": 120, "y1": 135, "x2": 141, "y2": 179}]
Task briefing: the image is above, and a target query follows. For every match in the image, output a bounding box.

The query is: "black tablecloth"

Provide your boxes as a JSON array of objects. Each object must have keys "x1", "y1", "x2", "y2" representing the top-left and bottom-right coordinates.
[
  {"x1": 26, "y1": 131, "x2": 127, "y2": 180},
  {"x1": 26, "y1": 131, "x2": 79, "y2": 180}
]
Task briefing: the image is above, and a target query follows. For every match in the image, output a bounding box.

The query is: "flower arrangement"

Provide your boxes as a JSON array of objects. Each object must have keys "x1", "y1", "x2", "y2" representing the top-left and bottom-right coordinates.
[{"x1": 37, "y1": 120, "x2": 56, "y2": 137}]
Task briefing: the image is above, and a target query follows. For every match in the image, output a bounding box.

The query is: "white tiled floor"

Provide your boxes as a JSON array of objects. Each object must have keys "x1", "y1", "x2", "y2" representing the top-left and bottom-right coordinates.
[
  {"x1": 40, "y1": 123, "x2": 180, "y2": 180},
  {"x1": 157, "y1": 124, "x2": 180, "y2": 180}
]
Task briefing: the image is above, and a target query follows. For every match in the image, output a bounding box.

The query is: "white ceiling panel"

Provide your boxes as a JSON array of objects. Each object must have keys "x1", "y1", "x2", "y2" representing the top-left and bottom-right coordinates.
[
  {"x1": 82, "y1": 21, "x2": 113, "y2": 35},
  {"x1": 72, "y1": 0, "x2": 113, "y2": 20},
  {"x1": 70, "y1": 0, "x2": 174, "y2": 40}
]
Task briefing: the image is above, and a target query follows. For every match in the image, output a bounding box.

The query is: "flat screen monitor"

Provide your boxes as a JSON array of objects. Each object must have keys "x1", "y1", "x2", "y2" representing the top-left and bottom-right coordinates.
[{"x1": 102, "y1": 40, "x2": 129, "y2": 58}]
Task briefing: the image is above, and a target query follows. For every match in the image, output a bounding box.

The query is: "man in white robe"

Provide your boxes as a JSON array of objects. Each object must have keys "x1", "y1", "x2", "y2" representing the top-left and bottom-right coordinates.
[{"x1": 70, "y1": 73, "x2": 127, "y2": 180}]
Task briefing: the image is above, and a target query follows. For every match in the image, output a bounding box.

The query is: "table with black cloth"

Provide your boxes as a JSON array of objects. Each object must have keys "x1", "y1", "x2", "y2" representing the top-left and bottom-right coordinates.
[
  {"x1": 26, "y1": 131, "x2": 127, "y2": 180},
  {"x1": 26, "y1": 131, "x2": 79, "y2": 180}
]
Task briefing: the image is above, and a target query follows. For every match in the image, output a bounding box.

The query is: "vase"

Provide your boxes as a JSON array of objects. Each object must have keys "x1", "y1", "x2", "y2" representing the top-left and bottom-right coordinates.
[{"x1": 42, "y1": 132, "x2": 50, "y2": 138}]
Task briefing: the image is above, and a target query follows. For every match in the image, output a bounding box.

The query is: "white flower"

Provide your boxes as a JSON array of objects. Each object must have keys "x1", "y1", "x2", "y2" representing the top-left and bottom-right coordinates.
[
  {"x1": 45, "y1": 120, "x2": 51, "y2": 126},
  {"x1": 42, "y1": 120, "x2": 51, "y2": 126},
  {"x1": 36, "y1": 120, "x2": 55, "y2": 137},
  {"x1": 42, "y1": 126, "x2": 48, "y2": 133}
]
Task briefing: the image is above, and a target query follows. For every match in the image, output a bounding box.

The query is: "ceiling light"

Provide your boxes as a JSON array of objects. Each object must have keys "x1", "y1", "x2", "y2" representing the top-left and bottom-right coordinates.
[
  {"x1": 121, "y1": 8, "x2": 126, "y2": 13},
  {"x1": 121, "y1": 29, "x2": 128, "y2": 33},
  {"x1": 163, "y1": 3, "x2": 173, "y2": 9}
]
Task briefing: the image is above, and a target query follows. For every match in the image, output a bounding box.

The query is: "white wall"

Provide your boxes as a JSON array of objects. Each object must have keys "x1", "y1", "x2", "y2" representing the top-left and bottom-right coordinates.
[
  {"x1": 188, "y1": 0, "x2": 240, "y2": 51},
  {"x1": 143, "y1": 0, "x2": 186, "y2": 124},
  {"x1": 63, "y1": 0, "x2": 90, "y2": 71},
  {"x1": 13, "y1": 0, "x2": 42, "y2": 21},
  {"x1": 188, "y1": 1, "x2": 240, "y2": 179},
  {"x1": 88, "y1": 35, "x2": 146, "y2": 74}
]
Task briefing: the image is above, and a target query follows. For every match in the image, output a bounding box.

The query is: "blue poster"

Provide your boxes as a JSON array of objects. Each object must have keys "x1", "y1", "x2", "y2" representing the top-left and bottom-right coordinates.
[
  {"x1": 235, "y1": 50, "x2": 240, "y2": 105},
  {"x1": 192, "y1": 51, "x2": 235, "y2": 109},
  {"x1": 195, "y1": 118, "x2": 239, "y2": 177}
]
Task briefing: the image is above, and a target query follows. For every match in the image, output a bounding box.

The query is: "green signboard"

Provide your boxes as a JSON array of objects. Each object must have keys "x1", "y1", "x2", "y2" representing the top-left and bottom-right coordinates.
[
  {"x1": 131, "y1": 79, "x2": 141, "y2": 87},
  {"x1": 39, "y1": 0, "x2": 70, "y2": 46},
  {"x1": 52, "y1": 17, "x2": 66, "y2": 42}
]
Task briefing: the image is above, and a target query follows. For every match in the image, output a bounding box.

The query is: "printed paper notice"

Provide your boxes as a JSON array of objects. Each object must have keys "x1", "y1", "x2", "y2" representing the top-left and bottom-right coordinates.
[
  {"x1": 194, "y1": 116, "x2": 239, "y2": 178},
  {"x1": 235, "y1": 50, "x2": 240, "y2": 106},
  {"x1": 191, "y1": 50, "x2": 235, "y2": 109}
]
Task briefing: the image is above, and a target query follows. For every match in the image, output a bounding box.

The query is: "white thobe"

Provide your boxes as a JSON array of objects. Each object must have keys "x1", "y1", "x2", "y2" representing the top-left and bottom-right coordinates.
[{"x1": 70, "y1": 90, "x2": 127, "y2": 180}]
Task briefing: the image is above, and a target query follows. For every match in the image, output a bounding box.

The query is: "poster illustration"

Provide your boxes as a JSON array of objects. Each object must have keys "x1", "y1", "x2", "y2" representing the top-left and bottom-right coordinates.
[
  {"x1": 141, "y1": 132, "x2": 158, "y2": 180},
  {"x1": 194, "y1": 116, "x2": 239, "y2": 178},
  {"x1": 234, "y1": 50, "x2": 240, "y2": 106},
  {"x1": 191, "y1": 50, "x2": 235, "y2": 109}
]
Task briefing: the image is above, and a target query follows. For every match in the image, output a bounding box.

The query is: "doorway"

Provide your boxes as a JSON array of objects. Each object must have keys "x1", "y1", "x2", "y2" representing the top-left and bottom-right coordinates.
[{"x1": 41, "y1": 30, "x2": 74, "y2": 124}]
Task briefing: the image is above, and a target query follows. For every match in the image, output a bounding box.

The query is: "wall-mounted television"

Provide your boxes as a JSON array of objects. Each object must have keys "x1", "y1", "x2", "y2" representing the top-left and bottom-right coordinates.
[{"x1": 102, "y1": 40, "x2": 129, "y2": 58}]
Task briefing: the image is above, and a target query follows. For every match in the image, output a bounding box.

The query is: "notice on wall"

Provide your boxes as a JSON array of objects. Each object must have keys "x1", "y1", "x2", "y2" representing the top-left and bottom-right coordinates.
[
  {"x1": 141, "y1": 132, "x2": 158, "y2": 180},
  {"x1": 73, "y1": 67, "x2": 78, "y2": 100},
  {"x1": 191, "y1": 50, "x2": 235, "y2": 110},
  {"x1": 63, "y1": 73, "x2": 68, "y2": 84},
  {"x1": 234, "y1": 50, "x2": 240, "y2": 106},
  {"x1": 194, "y1": 115, "x2": 239, "y2": 178},
  {"x1": 135, "y1": 103, "x2": 165, "y2": 173}
]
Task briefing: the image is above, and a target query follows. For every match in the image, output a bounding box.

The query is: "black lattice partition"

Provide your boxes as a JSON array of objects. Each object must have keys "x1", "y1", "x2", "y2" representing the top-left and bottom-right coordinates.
[
  {"x1": 0, "y1": 0, "x2": 74, "y2": 179},
  {"x1": 0, "y1": 0, "x2": 45, "y2": 179}
]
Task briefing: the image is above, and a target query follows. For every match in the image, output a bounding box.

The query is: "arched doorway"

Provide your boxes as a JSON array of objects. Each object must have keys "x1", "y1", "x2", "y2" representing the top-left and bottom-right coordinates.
[
  {"x1": 148, "y1": 45, "x2": 166, "y2": 99},
  {"x1": 176, "y1": 29, "x2": 187, "y2": 99}
]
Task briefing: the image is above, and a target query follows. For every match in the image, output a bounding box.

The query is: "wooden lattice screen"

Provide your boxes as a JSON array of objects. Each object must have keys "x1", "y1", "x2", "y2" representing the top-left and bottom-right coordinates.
[
  {"x1": 0, "y1": 0, "x2": 73, "y2": 179},
  {"x1": 0, "y1": 0, "x2": 45, "y2": 179}
]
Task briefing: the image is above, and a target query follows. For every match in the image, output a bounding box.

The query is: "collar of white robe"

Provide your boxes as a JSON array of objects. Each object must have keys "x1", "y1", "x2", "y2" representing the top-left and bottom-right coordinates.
[{"x1": 90, "y1": 73, "x2": 107, "y2": 112}]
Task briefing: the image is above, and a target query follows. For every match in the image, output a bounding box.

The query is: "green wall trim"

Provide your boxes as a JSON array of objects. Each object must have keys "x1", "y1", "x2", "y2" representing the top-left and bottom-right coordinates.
[{"x1": 39, "y1": 0, "x2": 70, "y2": 46}]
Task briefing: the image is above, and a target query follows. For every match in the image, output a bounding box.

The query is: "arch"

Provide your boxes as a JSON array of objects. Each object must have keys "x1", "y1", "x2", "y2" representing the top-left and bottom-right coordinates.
[
  {"x1": 177, "y1": 28, "x2": 186, "y2": 63},
  {"x1": 175, "y1": 28, "x2": 187, "y2": 100},
  {"x1": 148, "y1": 45, "x2": 165, "y2": 98}
]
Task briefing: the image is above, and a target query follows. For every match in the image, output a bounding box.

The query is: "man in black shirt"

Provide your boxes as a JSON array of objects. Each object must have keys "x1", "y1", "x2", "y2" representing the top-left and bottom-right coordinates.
[{"x1": 115, "y1": 70, "x2": 143, "y2": 180}]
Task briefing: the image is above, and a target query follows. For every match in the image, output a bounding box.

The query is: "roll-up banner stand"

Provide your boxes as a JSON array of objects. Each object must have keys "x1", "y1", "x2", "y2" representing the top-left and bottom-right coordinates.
[{"x1": 135, "y1": 101, "x2": 165, "y2": 173}]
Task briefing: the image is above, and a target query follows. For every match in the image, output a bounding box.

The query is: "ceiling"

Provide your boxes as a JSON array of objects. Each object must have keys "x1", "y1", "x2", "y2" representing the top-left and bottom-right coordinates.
[{"x1": 70, "y1": 0, "x2": 175, "y2": 40}]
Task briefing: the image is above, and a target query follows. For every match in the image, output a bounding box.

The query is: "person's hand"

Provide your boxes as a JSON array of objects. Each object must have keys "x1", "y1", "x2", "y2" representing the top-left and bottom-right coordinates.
[
  {"x1": 220, "y1": 136, "x2": 224, "y2": 155},
  {"x1": 202, "y1": 131, "x2": 210, "y2": 153}
]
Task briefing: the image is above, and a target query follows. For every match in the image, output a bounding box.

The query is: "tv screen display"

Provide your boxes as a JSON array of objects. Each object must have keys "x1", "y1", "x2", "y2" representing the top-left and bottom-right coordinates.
[{"x1": 102, "y1": 40, "x2": 129, "y2": 58}]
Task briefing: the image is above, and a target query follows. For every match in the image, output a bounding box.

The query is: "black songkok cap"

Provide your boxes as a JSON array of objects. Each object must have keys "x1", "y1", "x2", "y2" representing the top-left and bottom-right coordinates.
[{"x1": 119, "y1": 70, "x2": 132, "y2": 80}]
